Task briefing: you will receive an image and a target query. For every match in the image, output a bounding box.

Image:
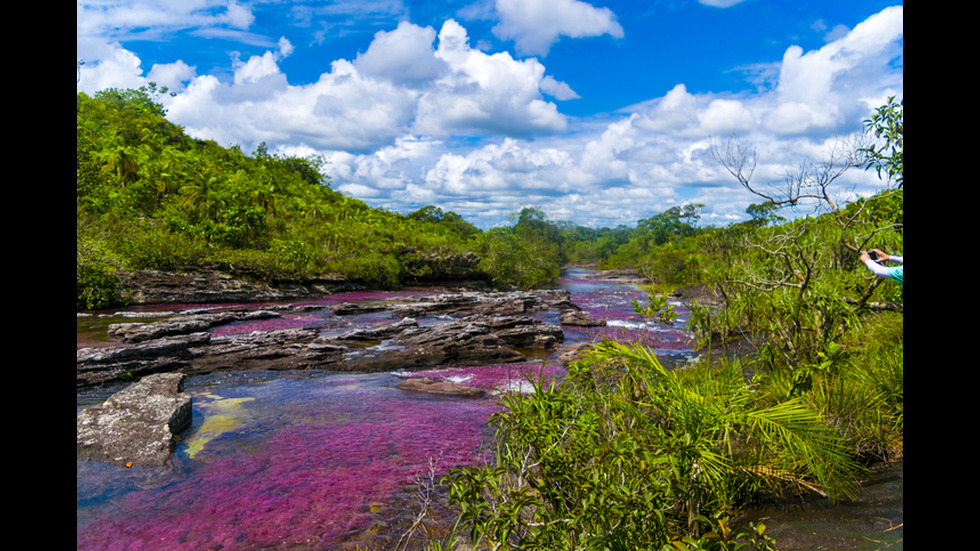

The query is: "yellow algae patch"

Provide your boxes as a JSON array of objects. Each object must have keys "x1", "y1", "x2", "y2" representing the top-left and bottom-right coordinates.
[{"x1": 184, "y1": 396, "x2": 255, "y2": 459}]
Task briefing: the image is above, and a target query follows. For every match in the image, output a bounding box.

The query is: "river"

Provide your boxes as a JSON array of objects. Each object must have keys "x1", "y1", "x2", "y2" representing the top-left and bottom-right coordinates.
[{"x1": 76, "y1": 268, "x2": 901, "y2": 550}]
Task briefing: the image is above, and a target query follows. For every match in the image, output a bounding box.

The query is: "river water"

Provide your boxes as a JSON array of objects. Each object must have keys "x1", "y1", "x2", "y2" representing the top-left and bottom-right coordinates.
[{"x1": 76, "y1": 269, "x2": 901, "y2": 550}]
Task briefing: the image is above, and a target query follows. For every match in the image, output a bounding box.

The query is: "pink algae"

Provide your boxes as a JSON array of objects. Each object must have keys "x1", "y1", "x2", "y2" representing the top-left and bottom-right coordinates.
[
  {"x1": 76, "y1": 274, "x2": 698, "y2": 550},
  {"x1": 76, "y1": 373, "x2": 503, "y2": 551},
  {"x1": 404, "y1": 363, "x2": 565, "y2": 394}
]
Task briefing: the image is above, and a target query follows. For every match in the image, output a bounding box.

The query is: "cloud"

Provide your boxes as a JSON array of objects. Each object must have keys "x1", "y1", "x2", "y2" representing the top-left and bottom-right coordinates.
[
  {"x1": 92, "y1": 18, "x2": 573, "y2": 154},
  {"x1": 354, "y1": 22, "x2": 449, "y2": 86},
  {"x1": 698, "y1": 99, "x2": 755, "y2": 134},
  {"x1": 414, "y1": 20, "x2": 569, "y2": 137},
  {"x1": 698, "y1": 0, "x2": 749, "y2": 7},
  {"x1": 146, "y1": 60, "x2": 197, "y2": 91},
  {"x1": 540, "y1": 76, "x2": 581, "y2": 100},
  {"x1": 76, "y1": 4, "x2": 902, "y2": 229},
  {"x1": 764, "y1": 5, "x2": 903, "y2": 134},
  {"x1": 77, "y1": 43, "x2": 146, "y2": 92},
  {"x1": 76, "y1": 0, "x2": 266, "y2": 91},
  {"x1": 491, "y1": 0, "x2": 624, "y2": 57},
  {"x1": 76, "y1": 0, "x2": 256, "y2": 42}
]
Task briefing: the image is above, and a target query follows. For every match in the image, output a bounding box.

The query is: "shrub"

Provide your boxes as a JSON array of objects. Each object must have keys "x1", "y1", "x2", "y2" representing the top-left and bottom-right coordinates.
[{"x1": 444, "y1": 341, "x2": 858, "y2": 550}]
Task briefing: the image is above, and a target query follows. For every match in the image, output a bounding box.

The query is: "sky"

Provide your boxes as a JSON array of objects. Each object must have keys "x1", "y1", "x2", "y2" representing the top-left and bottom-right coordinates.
[{"x1": 77, "y1": 0, "x2": 903, "y2": 230}]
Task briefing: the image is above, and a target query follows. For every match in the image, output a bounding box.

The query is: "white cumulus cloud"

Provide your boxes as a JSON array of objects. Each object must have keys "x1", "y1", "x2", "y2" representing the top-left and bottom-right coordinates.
[
  {"x1": 491, "y1": 0, "x2": 624, "y2": 57},
  {"x1": 76, "y1": 3, "x2": 902, "y2": 229}
]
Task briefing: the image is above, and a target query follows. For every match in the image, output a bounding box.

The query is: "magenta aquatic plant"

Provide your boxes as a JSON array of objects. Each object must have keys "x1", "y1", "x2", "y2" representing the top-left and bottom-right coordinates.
[
  {"x1": 76, "y1": 372, "x2": 503, "y2": 550},
  {"x1": 77, "y1": 273, "x2": 698, "y2": 550},
  {"x1": 404, "y1": 363, "x2": 565, "y2": 395},
  {"x1": 209, "y1": 313, "x2": 327, "y2": 337}
]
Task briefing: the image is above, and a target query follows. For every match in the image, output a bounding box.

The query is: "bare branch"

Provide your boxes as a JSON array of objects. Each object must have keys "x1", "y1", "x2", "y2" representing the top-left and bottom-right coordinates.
[
  {"x1": 710, "y1": 135, "x2": 757, "y2": 193},
  {"x1": 711, "y1": 134, "x2": 865, "y2": 216}
]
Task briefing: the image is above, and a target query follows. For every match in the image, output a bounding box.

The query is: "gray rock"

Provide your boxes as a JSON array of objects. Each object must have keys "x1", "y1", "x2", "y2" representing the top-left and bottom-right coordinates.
[
  {"x1": 76, "y1": 332, "x2": 210, "y2": 387},
  {"x1": 323, "y1": 315, "x2": 563, "y2": 372},
  {"x1": 559, "y1": 309, "x2": 607, "y2": 327},
  {"x1": 107, "y1": 309, "x2": 280, "y2": 343},
  {"x1": 116, "y1": 269, "x2": 363, "y2": 305},
  {"x1": 395, "y1": 377, "x2": 486, "y2": 398},
  {"x1": 76, "y1": 290, "x2": 573, "y2": 386},
  {"x1": 77, "y1": 373, "x2": 192, "y2": 468}
]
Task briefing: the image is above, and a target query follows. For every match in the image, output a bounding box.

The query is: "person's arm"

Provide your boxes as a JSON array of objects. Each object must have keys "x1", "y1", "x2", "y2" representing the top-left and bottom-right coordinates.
[
  {"x1": 863, "y1": 258, "x2": 893, "y2": 278},
  {"x1": 860, "y1": 249, "x2": 902, "y2": 278}
]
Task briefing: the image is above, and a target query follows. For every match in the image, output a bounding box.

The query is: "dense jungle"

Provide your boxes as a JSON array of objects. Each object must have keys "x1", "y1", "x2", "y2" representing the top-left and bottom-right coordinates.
[{"x1": 77, "y1": 88, "x2": 903, "y2": 550}]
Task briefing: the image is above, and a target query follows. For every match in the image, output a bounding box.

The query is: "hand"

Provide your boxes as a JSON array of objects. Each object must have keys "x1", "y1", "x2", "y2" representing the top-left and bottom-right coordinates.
[
  {"x1": 859, "y1": 251, "x2": 871, "y2": 262},
  {"x1": 869, "y1": 249, "x2": 890, "y2": 262}
]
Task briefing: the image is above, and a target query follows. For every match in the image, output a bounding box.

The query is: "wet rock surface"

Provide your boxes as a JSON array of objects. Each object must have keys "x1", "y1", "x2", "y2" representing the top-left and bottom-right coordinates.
[
  {"x1": 76, "y1": 373, "x2": 192, "y2": 468},
  {"x1": 558, "y1": 309, "x2": 607, "y2": 326},
  {"x1": 395, "y1": 376, "x2": 487, "y2": 398},
  {"x1": 76, "y1": 290, "x2": 581, "y2": 388}
]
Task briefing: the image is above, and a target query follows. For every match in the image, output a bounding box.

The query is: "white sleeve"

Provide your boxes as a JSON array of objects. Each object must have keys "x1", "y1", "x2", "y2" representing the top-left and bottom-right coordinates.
[
  {"x1": 888, "y1": 255, "x2": 903, "y2": 265},
  {"x1": 864, "y1": 259, "x2": 892, "y2": 277}
]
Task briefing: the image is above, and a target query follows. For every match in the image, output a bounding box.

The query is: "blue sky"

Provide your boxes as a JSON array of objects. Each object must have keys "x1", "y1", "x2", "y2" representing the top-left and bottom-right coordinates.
[{"x1": 77, "y1": 0, "x2": 903, "y2": 229}]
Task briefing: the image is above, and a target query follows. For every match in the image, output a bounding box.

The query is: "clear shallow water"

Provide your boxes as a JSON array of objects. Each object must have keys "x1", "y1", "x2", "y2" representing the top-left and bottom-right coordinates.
[
  {"x1": 76, "y1": 269, "x2": 899, "y2": 550},
  {"x1": 78, "y1": 270, "x2": 693, "y2": 550},
  {"x1": 78, "y1": 370, "x2": 504, "y2": 550}
]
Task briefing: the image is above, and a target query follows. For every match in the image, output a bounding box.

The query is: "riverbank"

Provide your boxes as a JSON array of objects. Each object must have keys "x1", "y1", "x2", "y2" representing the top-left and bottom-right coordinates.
[{"x1": 78, "y1": 267, "x2": 901, "y2": 550}]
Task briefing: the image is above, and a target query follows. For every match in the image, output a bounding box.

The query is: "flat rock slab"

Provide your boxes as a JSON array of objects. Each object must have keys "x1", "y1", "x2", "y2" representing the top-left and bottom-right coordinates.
[
  {"x1": 77, "y1": 373, "x2": 192, "y2": 468},
  {"x1": 77, "y1": 290, "x2": 580, "y2": 387},
  {"x1": 395, "y1": 377, "x2": 486, "y2": 398}
]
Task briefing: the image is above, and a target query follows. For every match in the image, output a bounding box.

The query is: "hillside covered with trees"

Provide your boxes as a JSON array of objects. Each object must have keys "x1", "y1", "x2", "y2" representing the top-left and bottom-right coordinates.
[
  {"x1": 77, "y1": 88, "x2": 901, "y2": 321},
  {"x1": 78, "y1": 88, "x2": 903, "y2": 548},
  {"x1": 77, "y1": 88, "x2": 570, "y2": 309}
]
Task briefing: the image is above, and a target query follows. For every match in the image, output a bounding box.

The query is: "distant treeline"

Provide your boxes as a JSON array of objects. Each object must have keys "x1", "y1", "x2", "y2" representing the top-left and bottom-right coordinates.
[
  {"x1": 78, "y1": 87, "x2": 904, "y2": 549},
  {"x1": 75, "y1": 87, "x2": 721, "y2": 309},
  {"x1": 78, "y1": 87, "x2": 902, "y2": 326}
]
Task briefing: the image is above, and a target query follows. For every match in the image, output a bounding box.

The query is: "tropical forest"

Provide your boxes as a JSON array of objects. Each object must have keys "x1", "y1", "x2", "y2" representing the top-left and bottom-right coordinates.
[{"x1": 77, "y1": 88, "x2": 903, "y2": 550}]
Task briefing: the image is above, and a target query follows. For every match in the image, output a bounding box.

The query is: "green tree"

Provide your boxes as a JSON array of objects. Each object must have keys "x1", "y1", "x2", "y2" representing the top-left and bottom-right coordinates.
[
  {"x1": 633, "y1": 204, "x2": 702, "y2": 248},
  {"x1": 861, "y1": 96, "x2": 903, "y2": 187},
  {"x1": 408, "y1": 205, "x2": 481, "y2": 239},
  {"x1": 745, "y1": 201, "x2": 785, "y2": 227},
  {"x1": 684, "y1": 114, "x2": 902, "y2": 389}
]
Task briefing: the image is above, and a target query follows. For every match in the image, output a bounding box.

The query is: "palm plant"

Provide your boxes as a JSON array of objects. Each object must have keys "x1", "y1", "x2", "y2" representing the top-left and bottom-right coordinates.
[
  {"x1": 445, "y1": 341, "x2": 859, "y2": 549},
  {"x1": 581, "y1": 341, "x2": 858, "y2": 517}
]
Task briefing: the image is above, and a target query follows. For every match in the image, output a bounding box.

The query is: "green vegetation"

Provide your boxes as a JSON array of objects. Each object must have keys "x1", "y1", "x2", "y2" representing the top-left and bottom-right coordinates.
[
  {"x1": 443, "y1": 343, "x2": 855, "y2": 550},
  {"x1": 77, "y1": 88, "x2": 902, "y2": 549},
  {"x1": 434, "y1": 103, "x2": 903, "y2": 549},
  {"x1": 77, "y1": 89, "x2": 526, "y2": 310},
  {"x1": 76, "y1": 87, "x2": 627, "y2": 310}
]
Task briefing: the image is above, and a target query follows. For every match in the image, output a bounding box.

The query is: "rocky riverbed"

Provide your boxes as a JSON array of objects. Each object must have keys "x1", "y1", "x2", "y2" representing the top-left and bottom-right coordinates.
[
  {"x1": 76, "y1": 288, "x2": 606, "y2": 388},
  {"x1": 77, "y1": 268, "x2": 900, "y2": 551},
  {"x1": 77, "y1": 283, "x2": 615, "y2": 472}
]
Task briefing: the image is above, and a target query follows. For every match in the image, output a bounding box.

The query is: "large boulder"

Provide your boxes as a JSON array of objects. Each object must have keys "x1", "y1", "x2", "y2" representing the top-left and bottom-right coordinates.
[
  {"x1": 559, "y1": 309, "x2": 607, "y2": 327},
  {"x1": 395, "y1": 377, "x2": 486, "y2": 398},
  {"x1": 77, "y1": 373, "x2": 192, "y2": 468}
]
